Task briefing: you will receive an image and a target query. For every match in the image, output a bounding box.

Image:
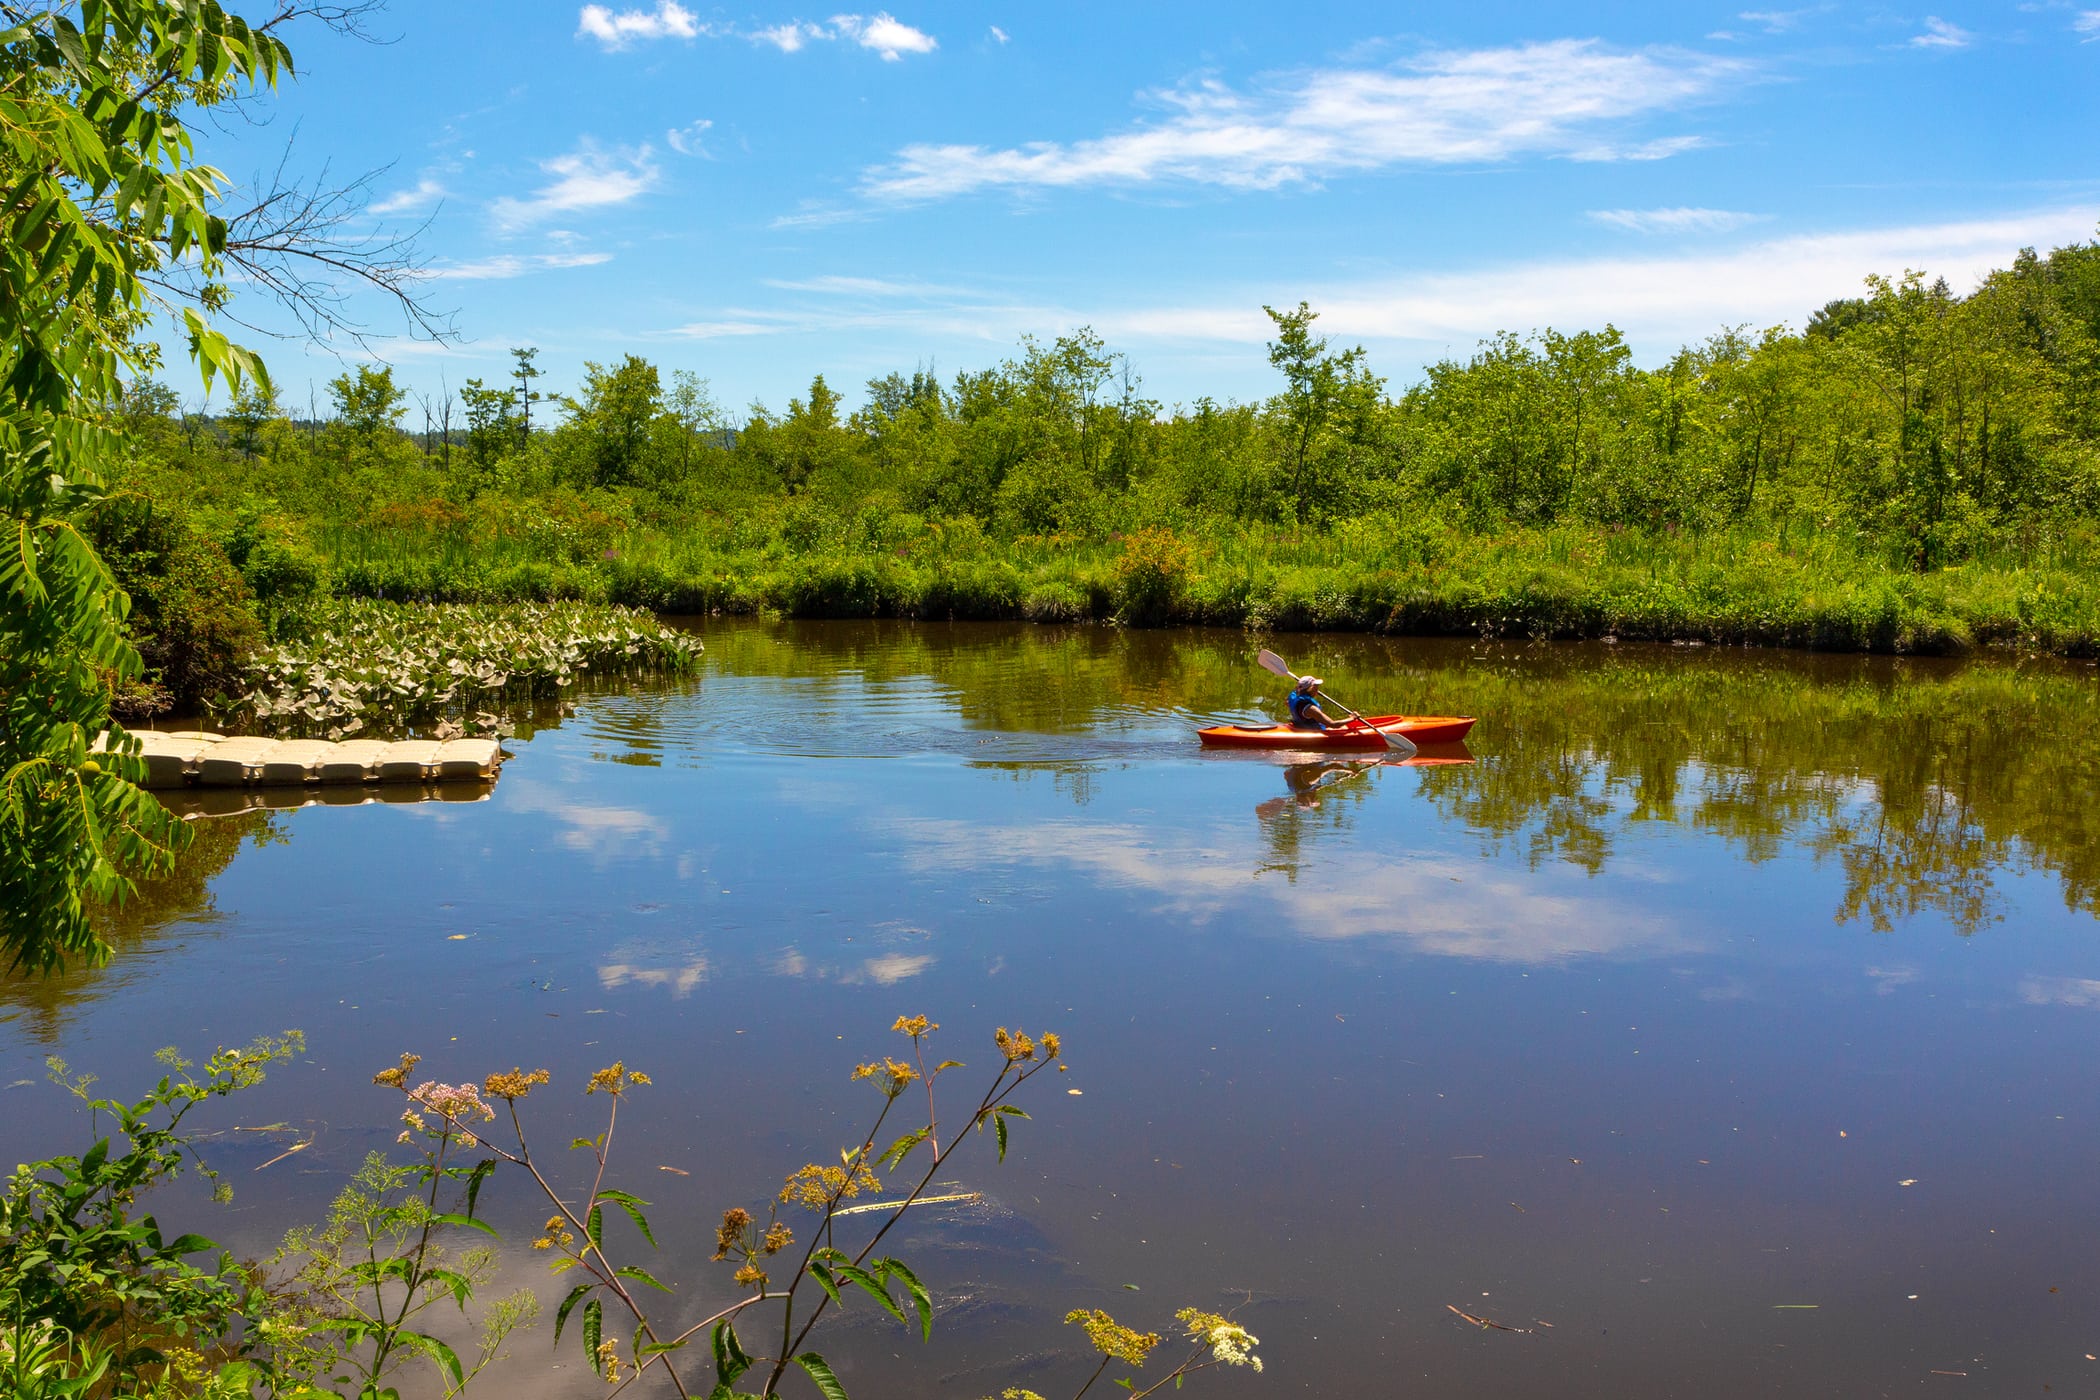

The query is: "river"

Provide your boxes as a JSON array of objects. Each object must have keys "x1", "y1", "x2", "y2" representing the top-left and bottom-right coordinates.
[{"x1": 6, "y1": 620, "x2": 2100, "y2": 1398}]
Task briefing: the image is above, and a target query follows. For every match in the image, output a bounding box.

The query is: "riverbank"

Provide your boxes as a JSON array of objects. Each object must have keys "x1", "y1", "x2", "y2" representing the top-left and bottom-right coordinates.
[{"x1": 320, "y1": 521, "x2": 2100, "y2": 656}]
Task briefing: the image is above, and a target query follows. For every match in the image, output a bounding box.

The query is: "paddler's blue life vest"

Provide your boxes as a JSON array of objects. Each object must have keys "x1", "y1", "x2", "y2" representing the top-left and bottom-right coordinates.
[{"x1": 1287, "y1": 689, "x2": 1324, "y2": 728}]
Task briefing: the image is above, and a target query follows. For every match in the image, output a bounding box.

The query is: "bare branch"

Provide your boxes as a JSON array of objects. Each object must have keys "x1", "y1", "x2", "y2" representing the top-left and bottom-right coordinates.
[{"x1": 208, "y1": 141, "x2": 455, "y2": 351}]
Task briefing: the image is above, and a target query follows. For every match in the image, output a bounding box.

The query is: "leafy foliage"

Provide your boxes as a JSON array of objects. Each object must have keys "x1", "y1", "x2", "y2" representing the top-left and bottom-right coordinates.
[
  {"x1": 0, "y1": 1034, "x2": 302, "y2": 1395},
  {"x1": 235, "y1": 597, "x2": 701, "y2": 734},
  {"x1": 0, "y1": 0, "x2": 285, "y2": 973}
]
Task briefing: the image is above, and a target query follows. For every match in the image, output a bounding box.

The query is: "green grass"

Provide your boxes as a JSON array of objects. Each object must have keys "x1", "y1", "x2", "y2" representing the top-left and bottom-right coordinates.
[{"x1": 308, "y1": 516, "x2": 2100, "y2": 657}]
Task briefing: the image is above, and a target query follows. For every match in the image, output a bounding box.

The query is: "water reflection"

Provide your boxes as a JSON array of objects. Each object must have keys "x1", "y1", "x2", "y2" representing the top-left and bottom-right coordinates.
[
  {"x1": 9, "y1": 621, "x2": 2100, "y2": 1400},
  {"x1": 2, "y1": 811, "x2": 282, "y2": 1044}
]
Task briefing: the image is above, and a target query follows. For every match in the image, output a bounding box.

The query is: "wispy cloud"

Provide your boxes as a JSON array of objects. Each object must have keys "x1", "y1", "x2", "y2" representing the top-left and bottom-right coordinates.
[
  {"x1": 752, "y1": 20, "x2": 825, "y2": 52},
  {"x1": 752, "y1": 11, "x2": 937, "y2": 59},
  {"x1": 428, "y1": 252, "x2": 614, "y2": 280},
  {"x1": 577, "y1": 0, "x2": 705, "y2": 49},
  {"x1": 1738, "y1": 8, "x2": 1810, "y2": 32},
  {"x1": 891, "y1": 815, "x2": 1687, "y2": 963},
  {"x1": 989, "y1": 24, "x2": 1009, "y2": 44},
  {"x1": 1589, "y1": 206, "x2": 1763, "y2": 234},
  {"x1": 860, "y1": 39, "x2": 1740, "y2": 202},
  {"x1": 490, "y1": 142, "x2": 659, "y2": 230},
  {"x1": 1911, "y1": 16, "x2": 1974, "y2": 47},
  {"x1": 1102, "y1": 206, "x2": 2100, "y2": 355},
  {"x1": 370, "y1": 177, "x2": 447, "y2": 216},
  {"x1": 2020, "y1": 975, "x2": 2100, "y2": 1007},
  {"x1": 2074, "y1": 9, "x2": 2100, "y2": 38},
  {"x1": 656, "y1": 205, "x2": 2100, "y2": 376},
  {"x1": 666, "y1": 118, "x2": 713, "y2": 156}
]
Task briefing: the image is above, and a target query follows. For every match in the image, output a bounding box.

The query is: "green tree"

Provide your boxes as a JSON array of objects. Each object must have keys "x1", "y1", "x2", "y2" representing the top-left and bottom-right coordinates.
[
  {"x1": 459, "y1": 378, "x2": 519, "y2": 474},
  {"x1": 564, "y1": 355, "x2": 663, "y2": 487},
  {"x1": 220, "y1": 379, "x2": 279, "y2": 459},
  {"x1": 665, "y1": 368, "x2": 723, "y2": 479},
  {"x1": 1263, "y1": 302, "x2": 1384, "y2": 522},
  {"x1": 511, "y1": 344, "x2": 545, "y2": 446},
  {"x1": 0, "y1": 0, "x2": 284, "y2": 974},
  {"x1": 328, "y1": 363, "x2": 408, "y2": 441}
]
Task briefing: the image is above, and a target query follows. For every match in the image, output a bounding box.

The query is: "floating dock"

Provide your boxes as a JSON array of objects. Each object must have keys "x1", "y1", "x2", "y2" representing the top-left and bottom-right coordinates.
[{"x1": 112, "y1": 730, "x2": 504, "y2": 790}]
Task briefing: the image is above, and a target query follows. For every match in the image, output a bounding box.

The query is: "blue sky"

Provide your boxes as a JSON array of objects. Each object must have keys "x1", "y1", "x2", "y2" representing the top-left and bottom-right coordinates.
[{"x1": 193, "y1": 0, "x2": 2100, "y2": 418}]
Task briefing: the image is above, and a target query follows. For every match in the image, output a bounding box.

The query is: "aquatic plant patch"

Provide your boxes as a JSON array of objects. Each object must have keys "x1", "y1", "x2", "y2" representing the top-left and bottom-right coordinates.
[{"x1": 231, "y1": 599, "x2": 701, "y2": 735}]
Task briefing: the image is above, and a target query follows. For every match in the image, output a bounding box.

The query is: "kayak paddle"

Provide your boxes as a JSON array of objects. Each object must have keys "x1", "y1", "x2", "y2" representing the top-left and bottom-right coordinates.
[{"x1": 1255, "y1": 649, "x2": 1417, "y2": 756}]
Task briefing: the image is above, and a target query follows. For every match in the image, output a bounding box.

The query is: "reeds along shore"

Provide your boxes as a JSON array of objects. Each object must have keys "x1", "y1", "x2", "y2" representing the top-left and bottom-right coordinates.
[{"x1": 313, "y1": 518, "x2": 2100, "y2": 656}]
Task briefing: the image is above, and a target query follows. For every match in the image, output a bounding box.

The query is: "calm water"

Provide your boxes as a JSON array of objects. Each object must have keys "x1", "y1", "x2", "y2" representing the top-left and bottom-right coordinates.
[{"x1": 7, "y1": 621, "x2": 2100, "y2": 1398}]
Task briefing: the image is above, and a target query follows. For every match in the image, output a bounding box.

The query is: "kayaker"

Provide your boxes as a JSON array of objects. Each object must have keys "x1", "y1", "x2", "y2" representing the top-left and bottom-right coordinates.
[{"x1": 1287, "y1": 676, "x2": 1335, "y2": 731}]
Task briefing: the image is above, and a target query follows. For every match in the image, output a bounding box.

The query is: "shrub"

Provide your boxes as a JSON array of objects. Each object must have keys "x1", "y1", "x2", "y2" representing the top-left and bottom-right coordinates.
[{"x1": 82, "y1": 495, "x2": 262, "y2": 716}]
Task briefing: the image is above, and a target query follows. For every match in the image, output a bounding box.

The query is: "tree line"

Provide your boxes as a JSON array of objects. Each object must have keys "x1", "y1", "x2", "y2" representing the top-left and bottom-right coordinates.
[{"x1": 138, "y1": 240, "x2": 2100, "y2": 574}]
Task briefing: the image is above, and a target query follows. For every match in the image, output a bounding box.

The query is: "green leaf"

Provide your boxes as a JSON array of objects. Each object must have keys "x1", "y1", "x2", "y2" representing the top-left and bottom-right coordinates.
[
  {"x1": 995, "y1": 1113, "x2": 1008, "y2": 1162},
  {"x1": 614, "y1": 1264, "x2": 672, "y2": 1293},
  {"x1": 807, "y1": 1261, "x2": 842, "y2": 1306},
  {"x1": 597, "y1": 1187, "x2": 657, "y2": 1248},
  {"x1": 835, "y1": 1265, "x2": 909, "y2": 1329},
  {"x1": 712, "y1": 1319, "x2": 753, "y2": 1387},
  {"x1": 586, "y1": 1203, "x2": 603, "y2": 1249},
  {"x1": 429, "y1": 1210, "x2": 499, "y2": 1238},
  {"x1": 879, "y1": 1256, "x2": 933, "y2": 1341},
  {"x1": 876, "y1": 1126, "x2": 930, "y2": 1172},
  {"x1": 795, "y1": 1352, "x2": 850, "y2": 1400},
  {"x1": 553, "y1": 1283, "x2": 592, "y2": 1344},
  {"x1": 582, "y1": 1298, "x2": 604, "y2": 1374}
]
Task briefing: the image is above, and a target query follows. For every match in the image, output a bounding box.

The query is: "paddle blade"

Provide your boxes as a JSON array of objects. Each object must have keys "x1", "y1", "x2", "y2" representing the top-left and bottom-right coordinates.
[
  {"x1": 1381, "y1": 729, "x2": 1419, "y2": 758},
  {"x1": 1256, "y1": 649, "x2": 1295, "y2": 679}
]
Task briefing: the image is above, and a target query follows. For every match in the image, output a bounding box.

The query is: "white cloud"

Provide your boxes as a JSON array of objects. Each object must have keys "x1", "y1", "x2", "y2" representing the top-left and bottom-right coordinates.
[
  {"x1": 370, "y1": 177, "x2": 446, "y2": 216},
  {"x1": 1101, "y1": 205, "x2": 2100, "y2": 358},
  {"x1": 1911, "y1": 16, "x2": 1974, "y2": 47},
  {"x1": 666, "y1": 118, "x2": 713, "y2": 156},
  {"x1": 428, "y1": 252, "x2": 614, "y2": 280},
  {"x1": 751, "y1": 12, "x2": 936, "y2": 58},
  {"x1": 891, "y1": 814, "x2": 1687, "y2": 963},
  {"x1": 577, "y1": 0, "x2": 703, "y2": 49},
  {"x1": 833, "y1": 11, "x2": 937, "y2": 59},
  {"x1": 661, "y1": 204, "x2": 2100, "y2": 379},
  {"x1": 753, "y1": 20, "x2": 825, "y2": 51},
  {"x1": 1738, "y1": 8, "x2": 1809, "y2": 32},
  {"x1": 500, "y1": 780, "x2": 665, "y2": 859},
  {"x1": 2020, "y1": 975, "x2": 2100, "y2": 1007},
  {"x1": 600, "y1": 948, "x2": 710, "y2": 995},
  {"x1": 860, "y1": 952, "x2": 934, "y2": 983},
  {"x1": 989, "y1": 24, "x2": 1009, "y2": 43},
  {"x1": 1589, "y1": 206, "x2": 1763, "y2": 234},
  {"x1": 2075, "y1": 9, "x2": 2100, "y2": 37},
  {"x1": 490, "y1": 142, "x2": 659, "y2": 230},
  {"x1": 860, "y1": 39, "x2": 1739, "y2": 202}
]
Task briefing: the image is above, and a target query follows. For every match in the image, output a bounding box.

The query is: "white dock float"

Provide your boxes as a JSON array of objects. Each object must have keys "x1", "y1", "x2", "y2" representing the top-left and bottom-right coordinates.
[{"x1": 112, "y1": 730, "x2": 504, "y2": 789}]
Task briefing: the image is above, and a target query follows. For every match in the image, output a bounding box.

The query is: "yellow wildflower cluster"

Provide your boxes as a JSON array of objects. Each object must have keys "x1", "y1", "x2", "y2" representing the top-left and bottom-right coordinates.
[
  {"x1": 595, "y1": 1337, "x2": 624, "y2": 1383},
  {"x1": 531, "y1": 1215, "x2": 577, "y2": 1251},
  {"x1": 778, "y1": 1160, "x2": 880, "y2": 1211},
  {"x1": 712, "y1": 1207, "x2": 753, "y2": 1260},
  {"x1": 851, "y1": 1056, "x2": 920, "y2": 1097},
  {"x1": 713, "y1": 1204, "x2": 794, "y2": 1291},
  {"x1": 892, "y1": 1014, "x2": 936, "y2": 1037},
  {"x1": 484, "y1": 1067, "x2": 551, "y2": 1100},
  {"x1": 995, "y1": 1026, "x2": 1059, "y2": 1063},
  {"x1": 1064, "y1": 1309, "x2": 1161, "y2": 1366},
  {"x1": 1176, "y1": 1309, "x2": 1261, "y2": 1372},
  {"x1": 371, "y1": 1052, "x2": 422, "y2": 1089},
  {"x1": 585, "y1": 1062, "x2": 652, "y2": 1096}
]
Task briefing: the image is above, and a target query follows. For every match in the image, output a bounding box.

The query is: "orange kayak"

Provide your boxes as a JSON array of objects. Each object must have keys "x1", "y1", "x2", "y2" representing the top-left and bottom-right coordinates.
[{"x1": 1197, "y1": 715, "x2": 1477, "y2": 750}]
